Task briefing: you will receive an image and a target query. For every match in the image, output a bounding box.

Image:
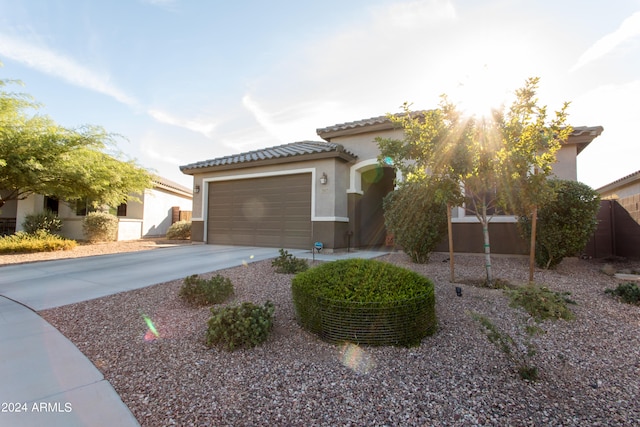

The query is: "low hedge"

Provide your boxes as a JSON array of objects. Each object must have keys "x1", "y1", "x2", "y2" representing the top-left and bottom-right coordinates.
[
  {"x1": 0, "y1": 231, "x2": 77, "y2": 254},
  {"x1": 291, "y1": 258, "x2": 436, "y2": 346}
]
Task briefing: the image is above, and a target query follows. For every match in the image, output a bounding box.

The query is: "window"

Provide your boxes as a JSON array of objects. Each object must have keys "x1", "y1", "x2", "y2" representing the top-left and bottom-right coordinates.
[
  {"x1": 75, "y1": 198, "x2": 96, "y2": 216},
  {"x1": 44, "y1": 197, "x2": 59, "y2": 215},
  {"x1": 117, "y1": 203, "x2": 127, "y2": 217}
]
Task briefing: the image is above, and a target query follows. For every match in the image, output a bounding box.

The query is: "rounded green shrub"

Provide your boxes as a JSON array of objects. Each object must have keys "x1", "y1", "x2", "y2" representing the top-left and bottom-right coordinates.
[
  {"x1": 22, "y1": 209, "x2": 63, "y2": 235},
  {"x1": 166, "y1": 220, "x2": 191, "y2": 240},
  {"x1": 206, "y1": 301, "x2": 275, "y2": 351},
  {"x1": 179, "y1": 274, "x2": 234, "y2": 306},
  {"x1": 291, "y1": 258, "x2": 437, "y2": 346},
  {"x1": 82, "y1": 212, "x2": 118, "y2": 242},
  {"x1": 518, "y1": 179, "x2": 600, "y2": 269},
  {"x1": 383, "y1": 182, "x2": 448, "y2": 263}
]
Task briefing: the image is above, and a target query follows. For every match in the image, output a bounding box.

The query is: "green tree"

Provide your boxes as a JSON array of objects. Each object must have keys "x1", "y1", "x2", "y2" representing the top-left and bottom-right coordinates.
[
  {"x1": 518, "y1": 179, "x2": 600, "y2": 269},
  {"x1": 377, "y1": 77, "x2": 570, "y2": 285},
  {"x1": 0, "y1": 74, "x2": 152, "y2": 209}
]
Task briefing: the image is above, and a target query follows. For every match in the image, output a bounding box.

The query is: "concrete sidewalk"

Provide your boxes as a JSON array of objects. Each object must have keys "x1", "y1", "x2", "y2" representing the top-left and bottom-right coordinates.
[{"x1": 0, "y1": 244, "x2": 387, "y2": 426}]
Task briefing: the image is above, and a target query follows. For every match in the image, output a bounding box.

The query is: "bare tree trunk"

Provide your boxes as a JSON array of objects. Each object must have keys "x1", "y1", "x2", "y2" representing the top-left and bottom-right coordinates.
[
  {"x1": 481, "y1": 204, "x2": 493, "y2": 286},
  {"x1": 447, "y1": 202, "x2": 454, "y2": 282},
  {"x1": 529, "y1": 206, "x2": 537, "y2": 283}
]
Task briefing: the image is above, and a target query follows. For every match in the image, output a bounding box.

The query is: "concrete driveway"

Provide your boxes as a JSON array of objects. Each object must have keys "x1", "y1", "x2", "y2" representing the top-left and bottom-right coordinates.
[{"x1": 0, "y1": 244, "x2": 306, "y2": 311}]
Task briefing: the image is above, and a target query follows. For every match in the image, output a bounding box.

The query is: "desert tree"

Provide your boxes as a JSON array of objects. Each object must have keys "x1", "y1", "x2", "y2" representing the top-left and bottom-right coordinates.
[{"x1": 0, "y1": 73, "x2": 152, "y2": 210}]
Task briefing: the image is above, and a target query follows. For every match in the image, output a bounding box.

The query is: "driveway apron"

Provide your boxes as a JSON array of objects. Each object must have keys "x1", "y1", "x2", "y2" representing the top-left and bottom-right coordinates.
[{"x1": 0, "y1": 244, "x2": 385, "y2": 426}]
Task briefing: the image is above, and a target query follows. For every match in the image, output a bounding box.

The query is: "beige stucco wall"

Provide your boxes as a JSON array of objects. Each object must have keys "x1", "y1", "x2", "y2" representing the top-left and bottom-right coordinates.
[
  {"x1": 600, "y1": 180, "x2": 640, "y2": 200},
  {"x1": 552, "y1": 145, "x2": 578, "y2": 181}
]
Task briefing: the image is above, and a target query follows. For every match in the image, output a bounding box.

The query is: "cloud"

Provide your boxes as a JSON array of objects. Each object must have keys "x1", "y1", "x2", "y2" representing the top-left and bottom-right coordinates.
[
  {"x1": 147, "y1": 109, "x2": 217, "y2": 137},
  {"x1": 0, "y1": 32, "x2": 138, "y2": 106},
  {"x1": 570, "y1": 11, "x2": 640, "y2": 72}
]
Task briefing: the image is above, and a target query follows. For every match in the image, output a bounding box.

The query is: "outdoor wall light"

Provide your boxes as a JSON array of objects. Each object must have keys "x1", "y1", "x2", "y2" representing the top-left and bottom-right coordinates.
[
  {"x1": 320, "y1": 172, "x2": 328, "y2": 185},
  {"x1": 194, "y1": 185, "x2": 200, "y2": 194},
  {"x1": 455, "y1": 286, "x2": 462, "y2": 297}
]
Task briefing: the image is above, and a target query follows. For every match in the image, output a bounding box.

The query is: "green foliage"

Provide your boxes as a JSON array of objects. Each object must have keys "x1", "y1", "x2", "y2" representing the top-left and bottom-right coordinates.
[
  {"x1": 0, "y1": 230, "x2": 76, "y2": 253},
  {"x1": 605, "y1": 282, "x2": 640, "y2": 305},
  {"x1": 505, "y1": 284, "x2": 575, "y2": 321},
  {"x1": 518, "y1": 179, "x2": 600, "y2": 269},
  {"x1": 383, "y1": 181, "x2": 448, "y2": 263},
  {"x1": 376, "y1": 77, "x2": 570, "y2": 285},
  {"x1": 166, "y1": 220, "x2": 191, "y2": 240},
  {"x1": 292, "y1": 258, "x2": 436, "y2": 346},
  {"x1": 0, "y1": 76, "x2": 152, "y2": 210},
  {"x1": 471, "y1": 312, "x2": 539, "y2": 381},
  {"x1": 22, "y1": 209, "x2": 62, "y2": 234},
  {"x1": 82, "y1": 212, "x2": 118, "y2": 242},
  {"x1": 179, "y1": 274, "x2": 234, "y2": 306},
  {"x1": 206, "y1": 301, "x2": 275, "y2": 351},
  {"x1": 271, "y1": 248, "x2": 308, "y2": 274}
]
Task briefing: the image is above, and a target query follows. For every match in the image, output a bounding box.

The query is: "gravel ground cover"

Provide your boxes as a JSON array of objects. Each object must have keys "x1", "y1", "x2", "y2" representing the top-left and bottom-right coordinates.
[{"x1": 37, "y1": 249, "x2": 640, "y2": 427}]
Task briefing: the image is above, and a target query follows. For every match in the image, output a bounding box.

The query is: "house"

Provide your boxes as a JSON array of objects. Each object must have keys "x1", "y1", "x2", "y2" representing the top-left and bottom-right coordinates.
[
  {"x1": 587, "y1": 170, "x2": 640, "y2": 259},
  {"x1": 0, "y1": 176, "x2": 192, "y2": 240},
  {"x1": 180, "y1": 115, "x2": 603, "y2": 253}
]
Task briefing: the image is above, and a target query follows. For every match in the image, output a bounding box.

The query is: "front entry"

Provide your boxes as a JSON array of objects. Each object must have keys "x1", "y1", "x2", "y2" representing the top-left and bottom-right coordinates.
[{"x1": 356, "y1": 167, "x2": 395, "y2": 248}]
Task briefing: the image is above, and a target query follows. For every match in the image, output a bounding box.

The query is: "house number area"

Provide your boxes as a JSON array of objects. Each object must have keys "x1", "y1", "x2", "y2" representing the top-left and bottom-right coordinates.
[{"x1": 2, "y1": 401, "x2": 73, "y2": 413}]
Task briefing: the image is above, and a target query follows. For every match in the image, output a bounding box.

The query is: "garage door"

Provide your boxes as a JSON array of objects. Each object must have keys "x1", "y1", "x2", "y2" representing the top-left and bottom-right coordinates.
[{"x1": 207, "y1": 173, "x2": 312, "y2": 249}]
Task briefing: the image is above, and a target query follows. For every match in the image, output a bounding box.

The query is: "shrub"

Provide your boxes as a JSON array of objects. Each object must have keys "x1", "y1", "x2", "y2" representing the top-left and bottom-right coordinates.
[
  {"x1": 605, "y1": 282, "x2": 640, "y2": 305},
  {"x1": 166, "y1": 220, "x2": 191, "y2": 240},
  {"x1": 271, "y1": 248, "x2": 308, "y2": 274},
  {"x1": 22, "y1": 209, "x2": 62, "y2": 234},
  {"x1": 82, "y1": 211, "x2": 118, "y2": 242},
  {"x1": 206, "y1": 301, "x2": 275, "y2": 351},
  {"x1": 471, "y1": 312, "x2": 539, "y2": 381},
  {"x1": 292, "y1": 258, "x2": 436, "y2": 346},
  {"x1": 179, "y1": 274, "x2": 234, "y2": 306},
  {"x1": 0, "y1": 230, "x2": 76, "y2": 254},
  {"x1": 505, "y1": 284, "x2": 575, "y2": 321},
  {"x1": 383, "y1": 181, "x2": 448, "y2": 263},
  {"x1": 518, "y1": 179, "x2": 600, "y2": 269}
]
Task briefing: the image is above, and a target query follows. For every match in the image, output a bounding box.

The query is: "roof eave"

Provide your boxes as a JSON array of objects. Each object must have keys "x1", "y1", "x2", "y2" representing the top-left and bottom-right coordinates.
[{"x1": 180, "y1": 150, "x2": 357, "y2": 175}]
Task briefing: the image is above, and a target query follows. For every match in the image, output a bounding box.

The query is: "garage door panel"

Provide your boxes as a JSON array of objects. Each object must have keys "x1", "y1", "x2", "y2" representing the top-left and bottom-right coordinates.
[{"x1": 207, "y1": 174, "x2": 311, "y2": 249}]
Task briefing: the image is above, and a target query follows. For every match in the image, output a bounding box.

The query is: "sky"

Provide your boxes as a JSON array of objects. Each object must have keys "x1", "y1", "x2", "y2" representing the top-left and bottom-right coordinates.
[{"x1": 1, "y1": 0, "x2": 639, "y2": 190}]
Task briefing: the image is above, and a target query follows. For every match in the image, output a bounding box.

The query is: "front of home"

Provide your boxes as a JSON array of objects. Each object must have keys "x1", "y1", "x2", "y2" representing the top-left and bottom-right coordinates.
[
  {"x1": 181, "y1": 115, "x2": 603, "y2": 254},
  {"x1": 0, "y1": 176, "x2": 192, "y2": 241}
]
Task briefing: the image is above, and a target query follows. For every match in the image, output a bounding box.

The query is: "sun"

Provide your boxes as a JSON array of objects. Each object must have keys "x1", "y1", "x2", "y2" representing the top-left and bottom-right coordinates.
[{"x1": 451, "y1": 64, "x2": 514, "y2": 119}]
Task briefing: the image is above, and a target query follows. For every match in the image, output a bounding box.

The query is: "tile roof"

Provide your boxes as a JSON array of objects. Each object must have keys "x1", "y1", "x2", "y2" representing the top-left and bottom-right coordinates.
[
  {"x1": 180, "y1": 141, "x2": 356, "y2": 172},
  {"x1": 316, "y1": 114, "x2": 393, "y2": 136},
  {"x1": 596, "y1": 169, "x2": 640, "y2": 194},
  {"x1": 151, "y1": 175, "x2": 192, "y2": 198}
]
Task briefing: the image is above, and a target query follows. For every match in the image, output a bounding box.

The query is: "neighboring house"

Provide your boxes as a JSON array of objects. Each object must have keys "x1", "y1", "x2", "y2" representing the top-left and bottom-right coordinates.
[
  {"x1": 587, "y1": 170, "x2": 640, "y2": 259},
  {"x1": 0, "y1": 176, "x2": 192, "y2": 240},
  {"x1": 180, "y1": 115, "x2": 603, "y2": 253}
]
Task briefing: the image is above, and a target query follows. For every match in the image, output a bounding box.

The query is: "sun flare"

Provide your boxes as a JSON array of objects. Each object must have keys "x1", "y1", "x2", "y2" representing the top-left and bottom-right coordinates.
[{"x1": 451, "y1": 64, "x2": 514, "y2": 119}]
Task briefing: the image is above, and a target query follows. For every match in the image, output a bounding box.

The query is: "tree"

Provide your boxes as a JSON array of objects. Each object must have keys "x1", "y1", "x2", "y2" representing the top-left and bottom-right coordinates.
[
  {"x1": 377, "y1": 99, "x2": 468, "y2": 280},
  {"x1": 496, "y1": 78, "x2": 571, "y2": 280},
  {"x1": 377, "y1": 77, "x2": 570, "y2": 286},
  {"x1": 0, "y1": 75, "x2": 152, "y2": 210},
  {"x1": 518, "y1": 179, "x2": 600, "y2": 269}
]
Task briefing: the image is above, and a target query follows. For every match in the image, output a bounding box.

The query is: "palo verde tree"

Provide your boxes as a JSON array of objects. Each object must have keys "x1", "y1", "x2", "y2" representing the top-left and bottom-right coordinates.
[
  {"x1": 0, "y1": 74, "x2": 152, "y2": 210},
  {"x1": 377, "y1": 77, "x2": 570, "y2": 286}
]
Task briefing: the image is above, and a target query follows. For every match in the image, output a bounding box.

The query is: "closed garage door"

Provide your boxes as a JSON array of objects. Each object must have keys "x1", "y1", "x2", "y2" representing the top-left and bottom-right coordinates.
[{"x1": 207, "y1": 173, "x2": 312, "y2": 249}]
